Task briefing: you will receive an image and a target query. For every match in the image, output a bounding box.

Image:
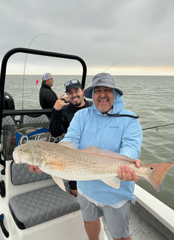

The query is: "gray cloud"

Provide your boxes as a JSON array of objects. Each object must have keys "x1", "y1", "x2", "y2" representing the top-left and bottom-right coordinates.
[{"x1": 0, "y1": 0, "x2": 174, "y2": 74}]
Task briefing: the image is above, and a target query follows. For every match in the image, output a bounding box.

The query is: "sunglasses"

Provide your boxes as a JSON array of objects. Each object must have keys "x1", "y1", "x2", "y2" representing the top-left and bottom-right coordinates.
[{"x1": 64, "y1": 79, "x2": 79, "y2": 87}]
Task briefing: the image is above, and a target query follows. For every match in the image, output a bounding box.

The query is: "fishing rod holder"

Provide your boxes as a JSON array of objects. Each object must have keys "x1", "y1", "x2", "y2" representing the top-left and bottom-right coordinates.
[{"x1": 0, "y1": 181, "x2": 5, "y2": 198}]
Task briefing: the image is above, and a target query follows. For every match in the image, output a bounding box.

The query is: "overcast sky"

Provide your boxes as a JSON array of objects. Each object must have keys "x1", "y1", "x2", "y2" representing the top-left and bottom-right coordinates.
[{"x1": 0, "y1": 0, "x2": 174, "y2": 75}]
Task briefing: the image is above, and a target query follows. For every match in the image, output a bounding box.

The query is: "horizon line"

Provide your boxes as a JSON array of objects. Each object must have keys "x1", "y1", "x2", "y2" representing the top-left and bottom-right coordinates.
[{"x1": 5, "y1": 74, "x2": 174, "y2": 76}]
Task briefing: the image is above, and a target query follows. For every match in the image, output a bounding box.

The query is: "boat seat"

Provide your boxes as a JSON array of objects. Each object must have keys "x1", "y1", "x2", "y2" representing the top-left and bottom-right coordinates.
[
  {"x1": 7, "y1": 114, "x2": 78, "y2": 231},
  {"x1": 9, "y1": 182, "x2": 80, "y2": 229},
  {"x1": 1, "y1": 115, "x2": 16, "y2": 129},
  {"x1": 19, "y1": 114, "x2": 50, "y2": 124},
  {"x1": 10, "y1": 113, "x2": 51, "y2": 183},
  {"x1": 1, "y1": 116, "x2": 16, "y2": 161},
  {"x1": 11, "y1": 161, "x2": 52, "y2": 185}
]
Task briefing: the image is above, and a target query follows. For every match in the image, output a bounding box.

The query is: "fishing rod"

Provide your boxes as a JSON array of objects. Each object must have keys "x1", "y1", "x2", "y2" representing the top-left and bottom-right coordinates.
[
  {"x1": 142, "y1": 123, "x2": 174, "y2": 131},
  {"x1": 102, "y1": 61, "x2": 120, "y2": 73},
  {"x1": 22, "y1": 33, "x2": 49, "y2": 109},
  {"x1": 107, "y1": 114, "x2": 174, "y2": 132},
  {"x1": 85, "y1": 61, "x2": 120, "y2": 86}
]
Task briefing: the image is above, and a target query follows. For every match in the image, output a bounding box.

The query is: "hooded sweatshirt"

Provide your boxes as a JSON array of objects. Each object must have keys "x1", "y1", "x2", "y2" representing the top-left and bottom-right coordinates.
[{"x1": 61, "y1": 89, "x2": 143, "y2": 204}]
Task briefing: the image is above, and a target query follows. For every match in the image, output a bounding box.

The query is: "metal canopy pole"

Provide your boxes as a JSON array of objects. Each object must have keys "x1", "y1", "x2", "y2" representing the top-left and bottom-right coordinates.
[{"x1": 0, "y1": 47, "x2": 87, "y2": 128}]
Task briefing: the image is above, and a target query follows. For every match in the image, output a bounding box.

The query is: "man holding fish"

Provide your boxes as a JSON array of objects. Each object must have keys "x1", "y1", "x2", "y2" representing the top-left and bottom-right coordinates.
[
  {"x1": 13, "y1": 73, "x2": 173, "y2": 239},
  {"x1": 60, "y1": 73, "x2": 142, "y2": 240}
]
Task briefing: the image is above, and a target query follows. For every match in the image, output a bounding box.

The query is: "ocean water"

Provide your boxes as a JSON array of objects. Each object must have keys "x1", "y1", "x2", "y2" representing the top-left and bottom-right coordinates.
[{"x1": 4, "y1": 75, "x2": 174, "y2": 209}]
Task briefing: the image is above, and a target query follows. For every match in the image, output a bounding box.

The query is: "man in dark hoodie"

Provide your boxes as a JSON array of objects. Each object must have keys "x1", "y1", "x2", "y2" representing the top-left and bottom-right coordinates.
[
  {"x1": 39, "y1": 72, "x2": 58, "y2": 119},
  {"x1": 30, "y1": 79, "x2": 92, "y2": 195},
  {"x1": 49, "y1": 79, "x2": 92, "y2": 196}
]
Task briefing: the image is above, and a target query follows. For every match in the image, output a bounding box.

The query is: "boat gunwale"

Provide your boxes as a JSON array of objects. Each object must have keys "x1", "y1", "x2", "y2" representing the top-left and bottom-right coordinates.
[{"x1": 134, "y1": 184, "x2": 174, "y2": 233}]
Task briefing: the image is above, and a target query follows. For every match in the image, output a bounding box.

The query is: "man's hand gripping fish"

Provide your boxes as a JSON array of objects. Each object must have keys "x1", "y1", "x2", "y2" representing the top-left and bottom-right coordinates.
[{"x1": 13, "y1": 141, "x2": 174, "y2": 192}]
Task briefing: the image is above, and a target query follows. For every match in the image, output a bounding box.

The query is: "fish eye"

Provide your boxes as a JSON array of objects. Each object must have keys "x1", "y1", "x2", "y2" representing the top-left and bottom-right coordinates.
[{"x1": 150, "y1": 167, "x2": 153, "y2": 170}]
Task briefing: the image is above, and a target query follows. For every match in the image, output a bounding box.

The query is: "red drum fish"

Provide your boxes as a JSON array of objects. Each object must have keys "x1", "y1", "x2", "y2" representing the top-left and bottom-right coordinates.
[{"x1": 13, "y1": 141, "x2": 174, "y2": 192}]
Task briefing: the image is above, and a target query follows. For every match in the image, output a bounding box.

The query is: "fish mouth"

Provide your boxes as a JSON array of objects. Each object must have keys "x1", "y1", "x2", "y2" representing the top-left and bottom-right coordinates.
[{"x1": 13, "y1": 151, "x2": 22, "y2": 163}]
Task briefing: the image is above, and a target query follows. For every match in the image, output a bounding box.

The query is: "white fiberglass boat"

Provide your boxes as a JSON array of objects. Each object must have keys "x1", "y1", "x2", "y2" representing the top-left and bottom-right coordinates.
[{"x1": 0, "y1": 48, "x2": 173, "y2": 240}]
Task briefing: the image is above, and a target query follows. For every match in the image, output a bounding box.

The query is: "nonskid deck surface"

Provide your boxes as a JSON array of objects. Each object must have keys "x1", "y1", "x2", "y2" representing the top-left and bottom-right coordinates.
[
  {"x1": 129, "y1": 203, "x2": 172, "y2": 240},
  {"x1": 103, "y1": 202, "x2": 173, "y2": 240}
]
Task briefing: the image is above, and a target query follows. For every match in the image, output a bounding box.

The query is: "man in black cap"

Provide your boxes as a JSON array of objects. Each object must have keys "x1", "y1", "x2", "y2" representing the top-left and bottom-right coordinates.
[
  {"x1": 49, "y1": 79, "x2": 92, "y2": 196},
  {"x1": 39, "y1": 73, "x2": 58, "y2": 119}
]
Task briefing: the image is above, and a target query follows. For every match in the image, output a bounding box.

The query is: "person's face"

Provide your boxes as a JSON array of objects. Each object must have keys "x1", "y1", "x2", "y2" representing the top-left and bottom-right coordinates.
[
  {"x1": 66, "y1": 88, "x2": 85, "y2": 107},
  {"x1": 47, "y1": 78, "x2": 54, "y2": 87},
  {"x1": 93, "y1": 86, "x2": 114, "y2": 113}
]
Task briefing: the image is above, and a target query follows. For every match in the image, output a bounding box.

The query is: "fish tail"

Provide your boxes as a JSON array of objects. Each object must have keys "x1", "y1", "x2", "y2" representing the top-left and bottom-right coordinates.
[{"x1": 142, "y1": 162, "x2": 174, "y2": 192}]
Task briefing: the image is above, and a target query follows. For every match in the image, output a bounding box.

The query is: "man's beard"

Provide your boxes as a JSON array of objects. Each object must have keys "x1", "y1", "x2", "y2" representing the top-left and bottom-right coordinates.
[{"x1": 73, "y1": 101, "x2": 81, "y2": 107}]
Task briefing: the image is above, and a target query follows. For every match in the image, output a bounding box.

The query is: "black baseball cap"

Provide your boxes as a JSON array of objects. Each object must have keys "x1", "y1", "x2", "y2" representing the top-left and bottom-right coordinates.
[{"x1": 64, "y1": 79, "x2": 82, "y2": 92}]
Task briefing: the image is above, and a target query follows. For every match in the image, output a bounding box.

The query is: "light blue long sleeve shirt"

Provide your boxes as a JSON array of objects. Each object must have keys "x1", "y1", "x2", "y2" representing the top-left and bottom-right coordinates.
[{"x1": 61, "y1": 89, "x2": 143, "y2": 204}]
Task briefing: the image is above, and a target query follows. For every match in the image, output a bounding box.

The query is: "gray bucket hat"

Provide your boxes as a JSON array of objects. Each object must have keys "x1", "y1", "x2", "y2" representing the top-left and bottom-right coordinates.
[{"x1": 84, "y1": 73, "x2": 123, "y2": 98}]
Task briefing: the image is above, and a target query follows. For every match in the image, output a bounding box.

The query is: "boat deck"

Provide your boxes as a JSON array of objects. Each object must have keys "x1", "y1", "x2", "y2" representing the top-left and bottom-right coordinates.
[
  {"x1": 103, "y1": 202, "x2": 173, "y2": 240},
  {"x1": 129, "y1": 203, "x2": 173, "y2": 240}
]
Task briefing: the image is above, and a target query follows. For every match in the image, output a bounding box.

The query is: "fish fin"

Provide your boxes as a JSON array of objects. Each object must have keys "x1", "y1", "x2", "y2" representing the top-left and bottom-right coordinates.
[
  {"x1": 52, "y1": 176, "x2": 66, "y2": 191},
  {"x1": 101, "y1": 177, "x2": 120, "y2": 189},
  {"x1": 58, "y1": 141, "x2": 77, "y2": 149},
  {"x1": 46, "y1": 162, "x2": 63, "y2": 171},
  {"x1": 82, "y1": 145, "x2": 135, "y2": 163},
  {"x1": 142, "y1": 162, "x2": 174, "y2": 192}
]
